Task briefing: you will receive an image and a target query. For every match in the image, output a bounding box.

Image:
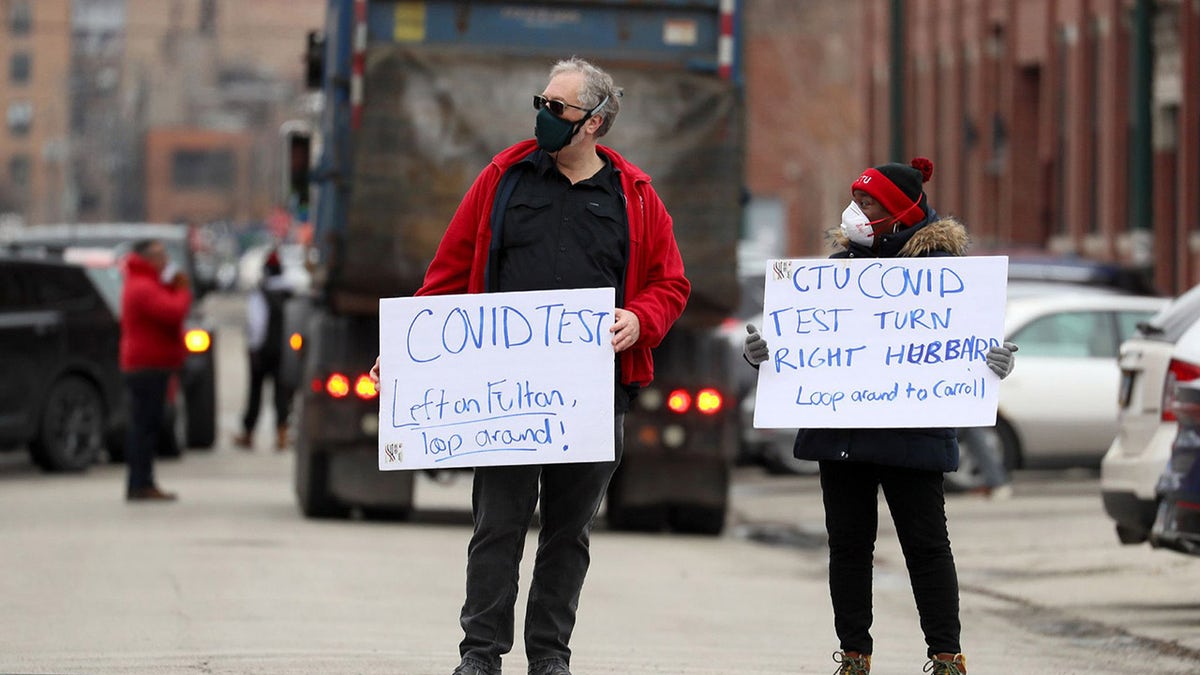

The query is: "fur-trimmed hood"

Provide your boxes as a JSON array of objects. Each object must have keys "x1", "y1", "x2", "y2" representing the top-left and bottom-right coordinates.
[{"x1": 829, "y1": 214, "x2": 970, "y2": 258}]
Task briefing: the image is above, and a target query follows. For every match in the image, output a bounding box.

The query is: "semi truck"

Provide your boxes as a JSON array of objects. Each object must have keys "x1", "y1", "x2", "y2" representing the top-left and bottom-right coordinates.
[{"x1": 287, "y1": 0, "x2": 744, "y2": 534}]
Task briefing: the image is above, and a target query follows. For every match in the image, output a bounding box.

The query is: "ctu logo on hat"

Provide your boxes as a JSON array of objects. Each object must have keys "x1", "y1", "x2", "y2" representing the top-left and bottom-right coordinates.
[{"x1": 850, "y1": 157, "x2": 934, "y2": 228}]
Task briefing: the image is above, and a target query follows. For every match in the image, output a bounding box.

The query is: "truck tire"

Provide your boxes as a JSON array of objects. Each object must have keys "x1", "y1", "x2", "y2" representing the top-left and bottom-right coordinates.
[
  {"x1": 669, "y1": 504, "x2": 727, "y2": 536},
  {"x1": 296, "y1": 446, "x2": 350, "y2": 519},
  {"x1": 605, "y1": 465, "x2": 667, "y2": 532},
  {"x1": 185, "y1": 367, "x2": 216, "y2": 449},
  {"x1": 30, "y1": 375, "x2": 104, "y2": 472}
]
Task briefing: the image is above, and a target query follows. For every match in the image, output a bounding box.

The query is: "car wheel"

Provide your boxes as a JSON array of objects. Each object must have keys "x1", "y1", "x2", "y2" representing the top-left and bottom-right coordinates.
[
  {"x1": 158, "y1": 398, "x2": 184, "y2": 458},
  {"x1": 185, "y1": 366, "x2": 216, "y2": 449},
  {"x1": 30, "y1": 375, "x2": 105, "y2": 472},
  {"x1": 996, "y1": 419, "x2": 1021, "y2": 471},
  {"x1": 669, "y1": 504, "x2": 727, "y2": 536},
  {"x1": 945, "y1": 429, "x2": 989, "y2": 493}
]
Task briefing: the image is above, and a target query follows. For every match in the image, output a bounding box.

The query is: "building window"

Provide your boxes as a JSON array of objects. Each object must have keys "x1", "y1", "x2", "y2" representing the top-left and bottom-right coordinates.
[
  {"x1": 172, "y1": 149, "x2": 235, "y2": 190},
  {"x1": 9, "y1": 154, "x2": 31, "y2": 187},
  {"x1": 7, "y1": 101, "x2": 33, "y2": 136},
  {"x1": 9, "y1": 1, "x2": 32, "y2": 35},
  {"x1": 10, "y1": 52, "x2": 31, "y2": 84}
]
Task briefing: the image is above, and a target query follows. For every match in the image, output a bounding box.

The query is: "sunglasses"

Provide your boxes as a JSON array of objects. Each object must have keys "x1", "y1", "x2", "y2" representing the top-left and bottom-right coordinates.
[{"x1": 533, "y1": 94, "x2": 592, "y2": 118}]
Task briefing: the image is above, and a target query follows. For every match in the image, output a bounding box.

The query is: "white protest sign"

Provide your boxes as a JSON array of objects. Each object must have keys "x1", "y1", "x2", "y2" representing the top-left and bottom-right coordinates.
[
  {"x1": 378, "y1": 287, "x2": 616, "y2": 469},
  {"x1": 753, "y1": 256, "x2": 1008, "y2": 429}
]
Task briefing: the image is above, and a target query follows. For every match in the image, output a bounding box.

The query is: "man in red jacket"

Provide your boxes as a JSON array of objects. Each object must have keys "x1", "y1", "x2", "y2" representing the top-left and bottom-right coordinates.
[
  {"x1": 370, "y1": 58, "x2": 689, "y2": 675},
  {"x1": 120, "y1": 239, "x2": 191, "y2": 501}
]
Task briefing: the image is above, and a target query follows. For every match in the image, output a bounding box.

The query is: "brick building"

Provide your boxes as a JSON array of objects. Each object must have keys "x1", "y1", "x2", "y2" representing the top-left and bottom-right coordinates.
[
  {"x1": 864, "y1": 0, "x2": 1200, "y2": 294},
  {"x1": 143, "y1": 127, "x2": 256, "y2": 224},
  {"x1": 741, "y1": 0, "x2": 868, "y2": 266},
  {"x1": 118, "y1": 0, "x2": 324, "y2": 225},
  {"x1": 0, "y1": 0, "x2": 73, "y2": 225}
]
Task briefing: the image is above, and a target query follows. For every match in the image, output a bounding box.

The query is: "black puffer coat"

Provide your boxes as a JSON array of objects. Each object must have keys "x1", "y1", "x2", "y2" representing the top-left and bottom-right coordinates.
[{"x1": 792, "y1": 207, "x2": 972, "y2": 472}]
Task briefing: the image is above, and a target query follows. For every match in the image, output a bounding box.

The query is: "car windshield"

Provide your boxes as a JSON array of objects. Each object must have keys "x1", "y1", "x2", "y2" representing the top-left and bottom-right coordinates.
[
  {"x1": 83, "y1": 265, "x2": 123, "y2": 317},
  {"x1": 1141, "y1": 284, "x2": 1200, "y2": 343}
]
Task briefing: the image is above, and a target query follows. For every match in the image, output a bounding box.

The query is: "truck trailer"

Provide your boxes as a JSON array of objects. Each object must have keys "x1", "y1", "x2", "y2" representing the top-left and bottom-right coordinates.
[{"x1": 288, "y1": 0, "x2": 744, "y2": 534}]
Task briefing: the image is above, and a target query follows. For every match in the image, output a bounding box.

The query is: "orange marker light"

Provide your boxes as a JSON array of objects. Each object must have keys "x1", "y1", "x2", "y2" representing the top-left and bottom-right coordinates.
[
  {"x1": 289, "y1": 332, "x2": 303, "y2": 351},
  {"x1": 184, "y1": 329, "x2": 211, "y2": 353}
]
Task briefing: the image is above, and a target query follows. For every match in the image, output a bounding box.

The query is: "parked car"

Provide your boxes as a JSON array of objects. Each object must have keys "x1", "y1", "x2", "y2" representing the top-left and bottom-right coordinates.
[
  {"x1": 1147, "y1": 380, "x2": 1200, "y2": 555},
  {"x1": 0, "y1": 255, "x2": 125, "y2": 470},
  {"x1": 1100, "y1": 284, "x2": 1200, "y2": 544},
  {"x1": 0, "y1": 224, "x2": 217, "y2": 449},
  {"x1": 959, "y1": 292, "x2": 1167, "y2": 474}
]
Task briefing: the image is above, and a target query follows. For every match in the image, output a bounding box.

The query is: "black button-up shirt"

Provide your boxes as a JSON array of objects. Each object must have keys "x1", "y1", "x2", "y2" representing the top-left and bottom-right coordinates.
[
  {"x1": 497, "y1": 150, "x2": 633, "y2": 411},
  {"x1": 498, "y1": 151, "x2": 627, "y2": 303}
]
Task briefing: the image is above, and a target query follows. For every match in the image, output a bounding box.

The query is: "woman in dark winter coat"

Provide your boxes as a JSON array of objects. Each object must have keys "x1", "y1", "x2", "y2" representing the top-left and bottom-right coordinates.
[{"x1": 742, "y1": 158, "x2": 1017, "y2": 675}]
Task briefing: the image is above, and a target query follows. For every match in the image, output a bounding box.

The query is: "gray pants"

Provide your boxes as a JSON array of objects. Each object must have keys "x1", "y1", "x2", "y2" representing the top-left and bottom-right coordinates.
[{"x1": 458, "y1": 415, "x2": 624, "y2": 673}]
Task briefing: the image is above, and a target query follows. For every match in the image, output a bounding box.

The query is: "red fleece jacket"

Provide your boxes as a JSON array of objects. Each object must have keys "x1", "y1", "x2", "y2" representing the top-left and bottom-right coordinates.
[
  {"x1": 417, "y1": 139, "x2": 691, "y2": 386},
  {"x1": 119, "y1": 253, "x2": 192, "y2": 371}
]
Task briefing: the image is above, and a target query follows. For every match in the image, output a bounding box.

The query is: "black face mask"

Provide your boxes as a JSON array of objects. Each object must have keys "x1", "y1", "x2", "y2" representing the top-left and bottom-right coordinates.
[{"x1": 534, "y1": 95, "x2": 609, "y2": 153}]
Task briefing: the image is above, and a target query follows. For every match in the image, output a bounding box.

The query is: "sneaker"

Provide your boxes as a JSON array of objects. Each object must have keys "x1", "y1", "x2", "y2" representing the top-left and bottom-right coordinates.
[
  {"x1": 832, "y1": 650, "x2": 871, "y2": 674},
  {"x1": 924, "y1": 652, "x2": 967, "y2": 674}
]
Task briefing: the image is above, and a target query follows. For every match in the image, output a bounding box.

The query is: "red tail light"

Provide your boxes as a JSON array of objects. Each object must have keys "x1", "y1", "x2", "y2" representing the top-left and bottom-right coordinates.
[
  {"x1": 666, "y1": 389, "x2": 691, "y2": 413},
  {"x1": 1162, "y1": 359, "x2": 1200, "y2": 421},
  {"x1": 354, "y1": 374, "x2": 377, "y2": 400},
  {"x1": 325, "y1": 373, "x2": 351, "y2": 398},
  {"x1": 696, "y1": 388, "x2": 723, "y2": 415}
]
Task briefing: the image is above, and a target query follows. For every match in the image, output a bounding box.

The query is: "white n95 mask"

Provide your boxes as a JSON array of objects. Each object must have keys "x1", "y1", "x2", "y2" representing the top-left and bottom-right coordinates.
[{"x1": 839, "y1": 201, "x2": 877, "y2": 246}]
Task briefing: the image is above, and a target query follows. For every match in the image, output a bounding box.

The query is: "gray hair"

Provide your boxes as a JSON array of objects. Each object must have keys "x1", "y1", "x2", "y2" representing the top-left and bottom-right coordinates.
[{"x1": 549, "y1": 57, "x2": 622, "y2": 137}]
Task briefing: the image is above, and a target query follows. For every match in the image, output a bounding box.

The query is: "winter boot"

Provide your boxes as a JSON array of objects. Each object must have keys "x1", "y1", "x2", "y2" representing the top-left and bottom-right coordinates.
[
  {"x1": 233, "y1": 431, "x2": 253, "y2": 450},
  {"x1": 831, "y1": 650, "x2": 871, "y2": 674},
  {"x1": 923, "y1": 652, "x2": 966, "y2": 674}
]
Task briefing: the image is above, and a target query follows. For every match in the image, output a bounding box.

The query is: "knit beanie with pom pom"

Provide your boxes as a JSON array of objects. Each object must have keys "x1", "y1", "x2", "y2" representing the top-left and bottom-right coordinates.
[{"x1": 851, "y1": 157, "x2": 934, "y2": 226}]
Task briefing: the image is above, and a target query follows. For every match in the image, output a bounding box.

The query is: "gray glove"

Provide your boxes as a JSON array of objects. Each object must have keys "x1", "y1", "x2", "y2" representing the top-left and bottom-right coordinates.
[
  {"x1": 986, "y1": 341, "x2": 1019, "y2": 379},
  {"x1": 743, "y1": 324, "x2": 769, "y2": 366}
]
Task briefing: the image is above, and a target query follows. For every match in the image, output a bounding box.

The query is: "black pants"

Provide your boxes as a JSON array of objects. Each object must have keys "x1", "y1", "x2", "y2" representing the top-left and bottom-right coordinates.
[
  {"x1": 459, "y1": 415, "x2": 624, "y2": 672},
  {"x1": 241, "y1": 351, "x2": 288, "y2": 434},
  {"x1": 124, "y1": 369, "x2": 170, "y2": 493},
  {"x1": 818, "y1": 460, "x2": 960, "y2": 658}
]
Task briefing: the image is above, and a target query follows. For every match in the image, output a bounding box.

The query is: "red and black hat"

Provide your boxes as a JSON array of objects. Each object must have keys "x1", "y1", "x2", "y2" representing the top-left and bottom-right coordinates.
[{"x1": 851, "y1": 157, "x2": 934, "y2": 227}]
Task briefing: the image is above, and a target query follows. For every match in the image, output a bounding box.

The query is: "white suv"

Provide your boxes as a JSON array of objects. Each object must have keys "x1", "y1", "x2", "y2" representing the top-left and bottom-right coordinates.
[{"x1": 1100, "y1": 284, "x2": 1200, "y2": 544}]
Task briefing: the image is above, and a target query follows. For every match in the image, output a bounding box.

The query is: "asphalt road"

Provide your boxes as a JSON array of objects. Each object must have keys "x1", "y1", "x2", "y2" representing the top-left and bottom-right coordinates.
[{"x1": 1, "y1": 293, "x2": 1199, "y2": 674}]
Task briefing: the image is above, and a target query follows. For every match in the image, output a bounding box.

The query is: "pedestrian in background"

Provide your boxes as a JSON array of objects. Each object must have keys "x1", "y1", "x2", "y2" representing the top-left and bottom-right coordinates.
[
  {"x1": 956, "y1": 426, "x2": 1013, "y2": 500},
  {"x1": 120, "y1": 238, "x2": 191, "y2": 502},
  {"x1": 370, "y1": 56, "x2": 689, "y2": 675},
  {"x1": 742, "y1": 158, "x2": 1018, "y2": 674},
  {"x1": 234, "y1": 249, "x2": 293, "y2": 451}
]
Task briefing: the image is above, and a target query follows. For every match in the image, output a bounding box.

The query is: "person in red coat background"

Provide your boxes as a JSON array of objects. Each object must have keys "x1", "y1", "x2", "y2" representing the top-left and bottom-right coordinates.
[{"x1": 120, "y1": 239, "x2": 191, "y2": 501}]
